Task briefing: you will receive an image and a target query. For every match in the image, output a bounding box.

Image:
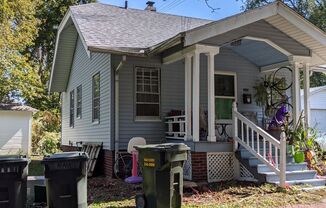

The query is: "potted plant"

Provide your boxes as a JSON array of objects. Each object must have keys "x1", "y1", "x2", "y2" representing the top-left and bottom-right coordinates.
[{"x1": 286, "y1": 113, "x2": 318, "y2": 164}]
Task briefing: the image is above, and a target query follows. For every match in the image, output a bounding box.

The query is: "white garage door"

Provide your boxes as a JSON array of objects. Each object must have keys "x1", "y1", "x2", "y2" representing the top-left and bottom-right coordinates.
[{"x1": 311, "y1": 109, "x2": 326, "y2": 133}]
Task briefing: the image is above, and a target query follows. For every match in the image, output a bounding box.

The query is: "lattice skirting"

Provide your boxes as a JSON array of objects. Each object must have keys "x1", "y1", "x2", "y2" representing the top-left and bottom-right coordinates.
[
  {"x1": 207, "y1": 152, "x2": 235, "y2": 182},
  {"x1": 183, "y1": 152, "x2": 192, "y2": 180},
  {"x1": 239, "y1": 163, "x2": 257, "y2": 182}
]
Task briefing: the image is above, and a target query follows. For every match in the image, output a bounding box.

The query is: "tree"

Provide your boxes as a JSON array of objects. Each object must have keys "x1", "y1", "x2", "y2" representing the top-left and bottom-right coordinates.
[
  {"x1": 240, "y1": 0, "x2": 326, "y2": 87},
  {"x1": 0, "y1": 0, "x2": 42, "y2": 103}
]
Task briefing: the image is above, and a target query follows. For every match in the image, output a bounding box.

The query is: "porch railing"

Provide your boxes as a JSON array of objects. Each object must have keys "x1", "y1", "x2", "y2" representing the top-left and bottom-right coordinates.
[
  {"x1": 232, "y1": 102, "x2": 287, "y2": 187},
  {"x1": 165, "y1": 115, "x2": 186, "y2": 140}
]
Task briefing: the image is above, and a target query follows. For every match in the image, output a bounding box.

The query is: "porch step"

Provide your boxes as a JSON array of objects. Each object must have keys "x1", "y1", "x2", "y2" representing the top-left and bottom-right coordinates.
[
  {"x1": 274, "y1": 178, "x2": 326, "y2": 187},
  {"x1": 263, "y1": 170, "x2": 317, "y2": 183},
  {"x1": 257, "y1": 163, "x2": 307, "y2": 172},
  {"x1": 248, "y1": 156, "x2": 294, "y2": 166}
]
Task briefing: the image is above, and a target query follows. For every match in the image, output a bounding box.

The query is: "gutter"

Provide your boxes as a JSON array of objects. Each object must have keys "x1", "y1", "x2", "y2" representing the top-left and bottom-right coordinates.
[{"x1": 114, "y1": 55, "x2": 127, "y2": 160}]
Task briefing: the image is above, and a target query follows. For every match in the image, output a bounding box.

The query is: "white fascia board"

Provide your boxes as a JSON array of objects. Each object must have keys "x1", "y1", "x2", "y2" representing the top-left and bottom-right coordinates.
[
  {"x1": 163, "y1": 44, "x2": 219, "y2": 65},
  {"x1": 184, "y1": 2, "x2": 278, "y2": 46},
  {"x1": 243, "y1": 36, "x2": 292, "y2": 56},
  {"x1": 49, "y1": 10, "x2": 72, "y2": 93}
]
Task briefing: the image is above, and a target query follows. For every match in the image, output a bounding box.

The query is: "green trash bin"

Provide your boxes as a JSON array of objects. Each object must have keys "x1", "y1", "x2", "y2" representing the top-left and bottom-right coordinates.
[
  {"x1": 135, "y1": 143, "x2": 190, "y2": 208},
  {"x1": 42, "y1": 152, "x2": 88, "y2": 208},
  {"x1": 0, "y1": 155, "x2": 28, "y2": 208}
]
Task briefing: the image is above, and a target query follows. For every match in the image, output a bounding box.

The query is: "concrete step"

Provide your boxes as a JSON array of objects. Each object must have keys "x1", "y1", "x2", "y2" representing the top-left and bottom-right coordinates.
[
  {"x1": 240, "y1": 149, "x2": 292, "y2": 159},
  {"x1": 248, "y1": 156, "x2": 294, "y2": 166},
  {"x1": 263, "y1": 170, "x2": 317, "y2": 183},
  {"x1": 257, "y1": 163, "x2": 307, "y2": 173},
  {"x1": 273, "y1": 178, "x2": 326, "y2": 187}
]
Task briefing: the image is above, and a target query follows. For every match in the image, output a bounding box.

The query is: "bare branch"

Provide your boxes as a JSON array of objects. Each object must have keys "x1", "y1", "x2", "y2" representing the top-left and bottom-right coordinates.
[{"x1": 204, "y1": 0, "x2": 220, "y2": 13}]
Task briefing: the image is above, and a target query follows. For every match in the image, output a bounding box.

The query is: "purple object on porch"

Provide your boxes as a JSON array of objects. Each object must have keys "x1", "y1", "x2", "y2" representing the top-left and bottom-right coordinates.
[
  {"x1": 125, "y1": 175, "x2": 143, "y2": 183},
  {"x1": 268, "y1": 104, "x2": 287, "y2": 130}
]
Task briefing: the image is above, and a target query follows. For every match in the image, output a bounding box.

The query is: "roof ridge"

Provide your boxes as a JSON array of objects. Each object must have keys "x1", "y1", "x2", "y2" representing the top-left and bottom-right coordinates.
[{"x1": 70, "y1": 2, "x2": 213, "y2": 22}]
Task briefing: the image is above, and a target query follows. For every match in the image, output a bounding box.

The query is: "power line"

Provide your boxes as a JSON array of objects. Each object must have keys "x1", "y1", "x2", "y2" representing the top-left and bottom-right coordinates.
[{"x1": 160, "y1": 0, "x2": 186, "y2": 12}]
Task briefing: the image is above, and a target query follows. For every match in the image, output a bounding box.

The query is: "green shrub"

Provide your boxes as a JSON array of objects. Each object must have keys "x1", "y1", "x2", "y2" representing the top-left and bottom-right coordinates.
[{"x1": 37, "y1": 132, "x2": 60, "y2": 156}]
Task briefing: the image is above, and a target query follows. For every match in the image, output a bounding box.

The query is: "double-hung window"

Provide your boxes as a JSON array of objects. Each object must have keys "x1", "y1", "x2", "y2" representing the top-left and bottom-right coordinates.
[
  {"x1": 215, "y1": 72, "x2": 237, "y2": 121},
  {"x1": 92, "y1": 73, "x2": 100, "y2": 123},
  {"x1": 76, "y1": 85, "x2": 82, "y2": 118},
  {"x1": 135, "y1": 67, "x2": 160, "y2": 120},
  {"x1": 69, "y1": 90, "x2": 75, "y2": 127}
]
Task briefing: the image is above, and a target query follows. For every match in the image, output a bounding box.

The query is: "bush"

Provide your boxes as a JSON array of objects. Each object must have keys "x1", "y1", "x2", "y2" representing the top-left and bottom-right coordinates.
[
  {"x1": 32, "y1": 110, "x2": 61, "y2": 155},
  {"x1": 37, "y1": 132, "x2": 60, "y2": 156}
]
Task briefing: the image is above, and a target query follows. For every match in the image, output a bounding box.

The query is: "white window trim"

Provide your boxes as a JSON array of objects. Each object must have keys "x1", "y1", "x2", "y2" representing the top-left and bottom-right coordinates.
[
  {"x1": 134, "y1": 66, "x2": 161, "y2": 122},
  {"x1": 76, "y1": 85, "x2": 82, "y2": 119},
  {"x1": 214, "y1": 71, "x2": 237, "y2": 123}
]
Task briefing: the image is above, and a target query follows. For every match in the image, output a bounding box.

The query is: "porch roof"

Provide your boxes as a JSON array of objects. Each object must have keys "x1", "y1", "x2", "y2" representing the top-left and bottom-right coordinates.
[{"x1": 159, "y1": 1, "x2": 326, "y2": 68}]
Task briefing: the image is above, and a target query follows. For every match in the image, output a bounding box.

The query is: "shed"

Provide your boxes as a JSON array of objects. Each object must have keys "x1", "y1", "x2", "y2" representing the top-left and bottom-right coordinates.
[
  {"x1": 0, "y1": 103, "x2": 38, "y2": 155},
  {"x1": 301, "y1": 86, "x2": 326, "y2": 133}
]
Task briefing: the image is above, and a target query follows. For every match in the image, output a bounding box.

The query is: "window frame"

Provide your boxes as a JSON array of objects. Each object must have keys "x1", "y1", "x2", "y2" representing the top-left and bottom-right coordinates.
[
  {"x1": 92, "y1": 72, "x2": 100, "y2": 124},
  {"x1": 134, "y1": 66, "x2": 161, "y2": 122},
  {"x1": 214, "y1": 71, "x2": 237, "y2": 123},
  {"x1": 76, "y1": 85, "x2": 82, "y2": 119},
  {"x1": 69, "y1": 89, "x2": 75, "y2": 128}
]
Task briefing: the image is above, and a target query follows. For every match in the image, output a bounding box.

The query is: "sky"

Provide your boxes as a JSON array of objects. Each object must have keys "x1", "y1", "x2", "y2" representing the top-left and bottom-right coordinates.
[{"x1": 98, "y1": 0, "x2": 244, "y2": 20}]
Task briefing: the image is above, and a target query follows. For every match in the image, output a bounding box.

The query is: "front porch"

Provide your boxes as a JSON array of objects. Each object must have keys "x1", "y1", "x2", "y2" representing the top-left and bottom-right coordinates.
[{"x1": 158, "y1": 11, "x2": 326, "y2": 185}]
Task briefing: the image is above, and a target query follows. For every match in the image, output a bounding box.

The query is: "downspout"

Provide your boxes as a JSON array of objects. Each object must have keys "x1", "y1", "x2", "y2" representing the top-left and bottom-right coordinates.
[{"x1": 114, "y1": 55, "x2": 127, "y2": 160}]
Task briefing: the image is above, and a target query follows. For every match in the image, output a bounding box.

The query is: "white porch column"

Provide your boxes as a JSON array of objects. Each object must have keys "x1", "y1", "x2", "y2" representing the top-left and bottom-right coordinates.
[
  {"x1": 206, "y1": 50, "x2": 219, "y2": 142},
  {"x1": 303, "y1": 63, "x2": 311, "y2": 128},
  {"x1": 292, "y1": 62, "x2": 301, "y2": 124},
  {"x1": 185, "y1": 54, "x2": 192, "y2": 141},
  {"x1": 192, "y1": 51, "x2": 200, "y2": 142}
]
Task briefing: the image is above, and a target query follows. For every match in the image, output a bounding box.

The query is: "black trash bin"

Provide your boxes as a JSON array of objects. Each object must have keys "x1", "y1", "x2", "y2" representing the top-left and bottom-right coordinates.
[
  {"x1": 42, "y1": 152, "x2": 88, "y2": 208},
  {"x1": 0, "y1": 155, "x2": 28, "y2": 208},
  {"x1": 135, "y1": 143, "x2": 190, "y2": 208}
]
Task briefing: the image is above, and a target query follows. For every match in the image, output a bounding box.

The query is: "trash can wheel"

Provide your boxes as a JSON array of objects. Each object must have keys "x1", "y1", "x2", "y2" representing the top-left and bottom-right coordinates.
[{"x1": 135, "y1": 194, "x2": 146, "y2": 208}]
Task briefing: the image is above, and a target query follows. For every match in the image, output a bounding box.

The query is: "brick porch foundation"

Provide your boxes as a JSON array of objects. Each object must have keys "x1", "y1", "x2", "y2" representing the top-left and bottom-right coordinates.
[{"x1": 191, "y1": 152, "x2": 207, "y2": 181}]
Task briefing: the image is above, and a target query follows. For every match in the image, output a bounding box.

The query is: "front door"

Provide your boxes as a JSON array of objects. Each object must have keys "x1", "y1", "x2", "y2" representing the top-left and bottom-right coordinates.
[{"x1": 214, "y1": 71, "x2": 237, "y2": 140}]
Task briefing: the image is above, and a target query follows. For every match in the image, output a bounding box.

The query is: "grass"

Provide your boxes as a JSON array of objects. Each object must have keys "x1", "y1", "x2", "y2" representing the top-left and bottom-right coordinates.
[
  {"x1": 28, "y1": 155, "x2": 44, "y2": 176},
  {"x1": 88, "y1": 180, "x2": 326, "y2": 208}
]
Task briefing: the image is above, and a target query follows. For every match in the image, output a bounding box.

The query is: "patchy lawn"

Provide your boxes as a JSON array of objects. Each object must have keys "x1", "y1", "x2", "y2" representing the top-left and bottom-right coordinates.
[
  {"x1": 88, "y1": 178, "x2": 326, "y2": 208},
  {"x1": 28, "y1": 155, "x2": 44, "y2": 176}
]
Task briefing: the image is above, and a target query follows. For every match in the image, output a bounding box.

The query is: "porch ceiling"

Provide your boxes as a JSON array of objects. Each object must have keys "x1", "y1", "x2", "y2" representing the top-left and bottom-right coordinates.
[{"x1": 225, "y1": 39, "x2": 289, "y2": 67}]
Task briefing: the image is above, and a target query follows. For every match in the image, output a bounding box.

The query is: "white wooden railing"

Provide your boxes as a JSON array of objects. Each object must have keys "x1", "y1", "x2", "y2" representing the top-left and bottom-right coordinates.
[
  {"x1": 165, "y1": 115, "x2": 186, "y2": 140},
  {"x1": 232, "y1": 102, "x2": 287, "y2": 187}
]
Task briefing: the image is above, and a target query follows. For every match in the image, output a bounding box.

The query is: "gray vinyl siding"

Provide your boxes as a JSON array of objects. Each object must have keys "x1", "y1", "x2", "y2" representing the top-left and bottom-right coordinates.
[
  {"x1": 117, "y1": 48, "x2": 269, "y2": 149},
  {"x1": 61, "y1": 37, "x2": 112, "y2": 149}
]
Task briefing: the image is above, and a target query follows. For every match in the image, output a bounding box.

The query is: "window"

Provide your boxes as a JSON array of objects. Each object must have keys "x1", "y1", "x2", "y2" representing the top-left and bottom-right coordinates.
[
  {"x1": 92, "y1": 73, "x2": 100, "y2": 123},
  {"x1": 76, "y1": 85, "x2": 82, "y2": 118},
  {"x1": 215, "y1": 72, "x2": 236, "y2": 121},
  {"x1": 69, "y1": 90, "x2": 74, "y2": 127},
  {"x1": 135, "y1": 67, "x2": 160, "y2": 120}
]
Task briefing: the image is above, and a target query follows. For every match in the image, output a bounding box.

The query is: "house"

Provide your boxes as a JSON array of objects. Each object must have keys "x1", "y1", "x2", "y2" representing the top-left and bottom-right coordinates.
[
  {"x1": 301, "y1": 86, "x2": 326, "y2": 133},
  {"x1": 49, "y1": 1, "x2": 326, "y2": 187},
  {"x1": 0, "y1": 103, "x2": 37, "y2": 155}
]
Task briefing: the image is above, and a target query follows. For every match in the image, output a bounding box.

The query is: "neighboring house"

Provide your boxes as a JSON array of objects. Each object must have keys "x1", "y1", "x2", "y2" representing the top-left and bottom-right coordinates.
[
  {"x1": 301, "y1": 86, "x2": 326, "y2": 133},
  {"x1": 49, "y1": 1, "x2": 326, "y2": 187},
  {"x1": 0, "y1": 103, "x2": 37, "y2": 155}
]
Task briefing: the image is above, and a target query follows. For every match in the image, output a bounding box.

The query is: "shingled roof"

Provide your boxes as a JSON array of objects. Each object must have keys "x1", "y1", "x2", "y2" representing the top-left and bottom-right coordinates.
[
  {"x1": 69, "y1": 3, "x2": 212, "y2": 52},
  {"x1": 0, "y1": 103, "x2": 38, "y2": 113}
]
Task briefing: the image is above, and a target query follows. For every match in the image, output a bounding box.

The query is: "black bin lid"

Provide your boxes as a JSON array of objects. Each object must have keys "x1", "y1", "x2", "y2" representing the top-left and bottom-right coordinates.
[
  {"x1": 43, "y1": 151, "x2": 88, "y2": 162},
  {"x1": 0, "y1": 155, "x2": 28, "y2": 163},
  {"x1": 135, "y1": 143, "x2": 190, "y2": 152}
]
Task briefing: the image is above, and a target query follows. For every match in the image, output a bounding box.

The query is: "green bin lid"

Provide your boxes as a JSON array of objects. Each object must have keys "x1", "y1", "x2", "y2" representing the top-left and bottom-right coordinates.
[
  {"x1": 135, "y1": 143, "x2": 190, "y2": 152},
  {"x1": 43, "y1": 151, "x2": 88, "y2": 161}
]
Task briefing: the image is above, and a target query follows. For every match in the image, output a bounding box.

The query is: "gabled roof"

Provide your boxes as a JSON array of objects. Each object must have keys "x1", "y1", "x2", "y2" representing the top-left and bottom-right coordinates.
[
  {"x1": 50, "y1": 1, "x2": 326, "y2": 92},
  {"x1": 70, "y1": 3, "x2": 211, "y2": 54},
  {"x1": 0, "y1": 103, "x2": 38, "y2": 113}
]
